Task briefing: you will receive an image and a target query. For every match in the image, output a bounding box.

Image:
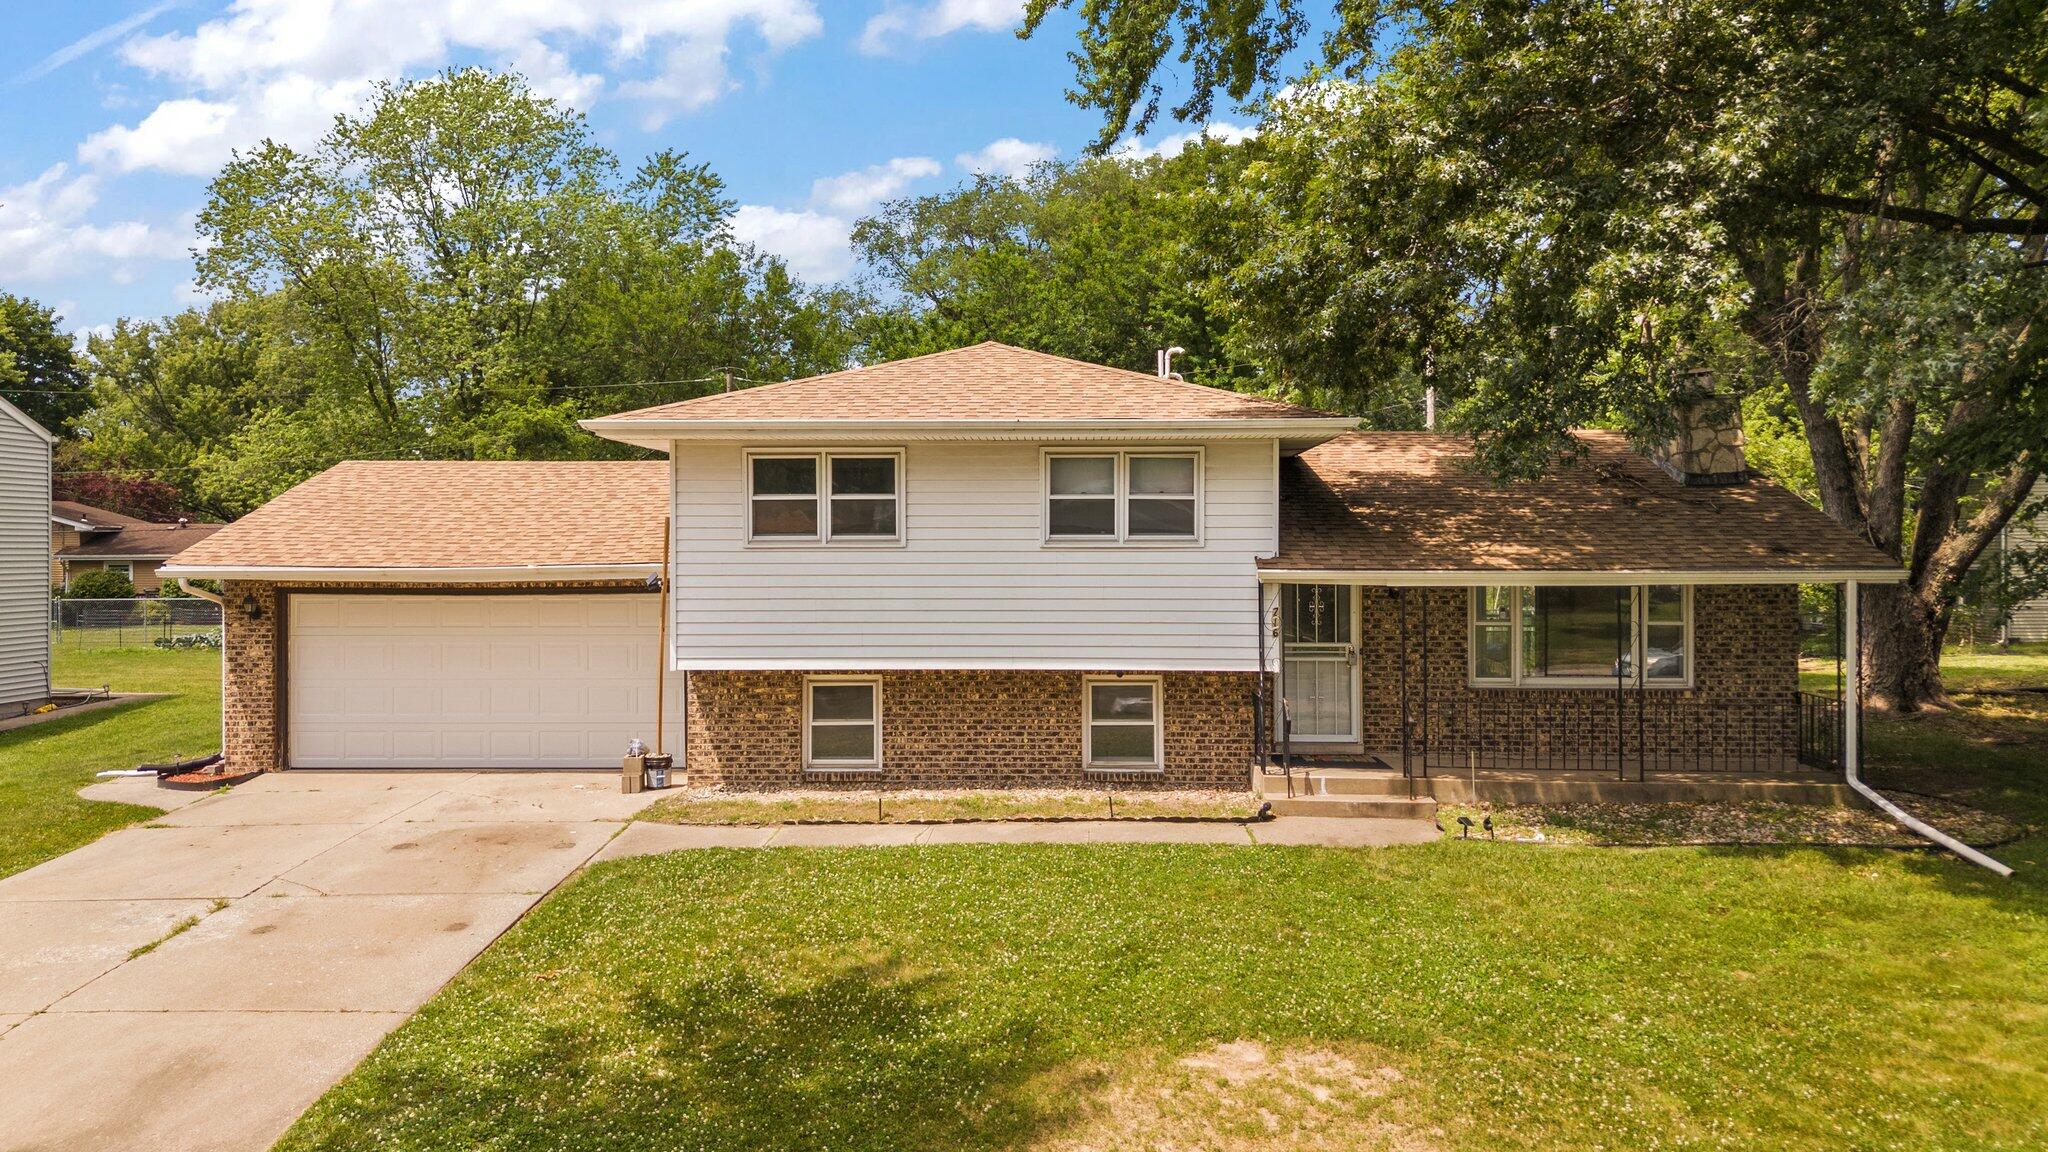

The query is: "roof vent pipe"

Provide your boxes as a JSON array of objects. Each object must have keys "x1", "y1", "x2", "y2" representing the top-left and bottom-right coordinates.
[
  {"x1": 1156, "y1": 346, "x2": 1185, "y2": 380},
  {"x1": 1651, "y1": 370, "x2": 1748, "y2": 486}
]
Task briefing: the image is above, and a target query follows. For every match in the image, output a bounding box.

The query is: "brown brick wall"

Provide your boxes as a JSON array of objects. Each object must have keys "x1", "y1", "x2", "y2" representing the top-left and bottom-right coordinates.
[
  {"x1": 684, "y1": 669, "x2": 1257, "y2": 790},
  {"x1": 1339, "y1": 584, "x2": 1801, "y2": 767}
]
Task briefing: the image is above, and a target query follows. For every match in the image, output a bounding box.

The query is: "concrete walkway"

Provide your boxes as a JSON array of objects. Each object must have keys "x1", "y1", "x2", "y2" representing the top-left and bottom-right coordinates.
[
  {"x1": 0, "y1": 770, "x2": 660, "y2": 1152},
  {"x1": 593, "y1": 813, "x2": 1437, "y2": 862},
  {"x1": 0, "y1": 775, "x2": 1432, "y2": 1152}
]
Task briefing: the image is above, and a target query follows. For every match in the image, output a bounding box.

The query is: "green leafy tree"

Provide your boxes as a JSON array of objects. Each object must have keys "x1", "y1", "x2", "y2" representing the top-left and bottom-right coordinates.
[
  {"x1": 1027, "y1": 0, "x2": 2048, "y2": 710},
  {"x1": 850, "y1": 149, "x2": 1276, "y2": 391},
  {"x1": 0, "y1": 294, "x2": 90, "y2": 433}
]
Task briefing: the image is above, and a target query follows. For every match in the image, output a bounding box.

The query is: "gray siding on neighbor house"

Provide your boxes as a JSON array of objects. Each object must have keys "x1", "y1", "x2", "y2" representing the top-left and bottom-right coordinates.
[
  {"x1": 0, "y1": 399, "x2": 54, "y2": 707},
  {"x1": 2003, "y1": 479, "x2": 2048, "y2": 643}
]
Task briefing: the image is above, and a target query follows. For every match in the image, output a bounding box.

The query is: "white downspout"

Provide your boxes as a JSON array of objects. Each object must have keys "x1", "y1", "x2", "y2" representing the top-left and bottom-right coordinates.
[{"x1": 1842, "y1": 580, "x2": 2013, "y2": 877}]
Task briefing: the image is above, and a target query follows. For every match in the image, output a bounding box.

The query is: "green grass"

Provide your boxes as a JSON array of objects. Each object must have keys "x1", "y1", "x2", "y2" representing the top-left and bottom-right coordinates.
[
  {"x1": 278, "y1": 644, "x2": 2048, "y2": 1152},
  {"x1": 0, "y1": 647, "x2": 221, "y2": 879}
]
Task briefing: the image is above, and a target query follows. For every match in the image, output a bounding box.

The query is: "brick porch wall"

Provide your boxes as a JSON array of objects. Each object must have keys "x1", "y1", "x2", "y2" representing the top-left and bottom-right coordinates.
[
  {"x1": 1345, "y1": 584, "x2": 1801, "y2": 764},
  {"x1": 684, "y1": 669, "x2": 1257, "y2": 790},
  {"x1": 218, "y1": 579, "x2": 650, "y2": 773}
]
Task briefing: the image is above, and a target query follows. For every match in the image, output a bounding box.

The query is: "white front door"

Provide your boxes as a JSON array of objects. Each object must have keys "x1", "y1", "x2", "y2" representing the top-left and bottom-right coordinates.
[
  {"x1": 1280, "y1": 583, "x2": 1357, "y2": 742},
  {"x1": 287, "y1": 592, "x2": 669, "y2": 769}
]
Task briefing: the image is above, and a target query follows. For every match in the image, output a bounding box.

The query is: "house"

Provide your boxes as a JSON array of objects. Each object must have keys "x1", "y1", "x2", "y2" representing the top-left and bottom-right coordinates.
[
  {"x1": 1986, "y1": 479, "x2": 2046, "y2": 643},
  {"x1": 1, "y1": 396, "x2": 57, "y2": 711},
  {"x1": 51, "y1": 501, "x2": 224, "y2": 594},
  {"x1": 161, "y1": 342, "x2": 1903, "y2": 789}
]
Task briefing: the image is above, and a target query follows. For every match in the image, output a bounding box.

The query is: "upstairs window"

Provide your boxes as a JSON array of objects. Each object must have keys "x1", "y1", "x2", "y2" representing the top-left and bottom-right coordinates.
[
  {"x1": 1045, "y1": 450, "x2": 1200, "y2": 543},
  {"x1": 1470, "y1": 586, "x2": 1691, "y2": 687},
  {"x1": 748, "y1": 451, "x2": 902, "y2": 543}
]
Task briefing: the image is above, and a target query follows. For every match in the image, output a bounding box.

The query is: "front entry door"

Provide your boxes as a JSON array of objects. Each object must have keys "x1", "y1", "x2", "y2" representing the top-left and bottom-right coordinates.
[{"x1": 1280, "y1": 583, "x2": 1357, "y2": 742}]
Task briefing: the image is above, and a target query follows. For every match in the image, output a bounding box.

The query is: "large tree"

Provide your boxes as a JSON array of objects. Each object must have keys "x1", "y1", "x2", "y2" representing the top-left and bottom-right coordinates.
[
  {"x1": 851, "y1": 149, "x2": 1264, "y2": 388},
  {"x1": 0, "y1": 293, "x2": 90, "y2": 433},
  {"x1": 1027, "y1": 0, "x2": 2048, "y2": 709},
  {"x1": 75, "y1": 69, "x2": 857, "y2": 512}
]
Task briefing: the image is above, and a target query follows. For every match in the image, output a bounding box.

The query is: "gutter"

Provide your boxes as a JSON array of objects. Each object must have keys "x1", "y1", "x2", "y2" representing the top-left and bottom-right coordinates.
[
  {"x1": 1842, "y1": 580, "x2": 2013, "y2": 877},
  {"x1": 176, "y1": 579, "x2": 223, "y2": 605},
  {"x1": 1257, "y1": 568, "x2": 1910, "y2": 587},
  {"x1": 157, "y1": 563, "x2": 662, "y2": 583}
]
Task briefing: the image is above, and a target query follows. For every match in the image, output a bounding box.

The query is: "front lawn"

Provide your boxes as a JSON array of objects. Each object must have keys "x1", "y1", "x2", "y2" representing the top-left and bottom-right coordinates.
[
  {"x1": 0, "y1": 647, "x2": 221, "y2": 878},
  {"x1": 277, "y1": 643, "x2": 2048, "y2": 1151}
]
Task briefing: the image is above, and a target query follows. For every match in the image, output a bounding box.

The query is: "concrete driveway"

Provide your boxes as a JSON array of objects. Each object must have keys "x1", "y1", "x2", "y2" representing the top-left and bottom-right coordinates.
[{"x1": 0, "y1": 770, "x2": 659, "y2": 1152}]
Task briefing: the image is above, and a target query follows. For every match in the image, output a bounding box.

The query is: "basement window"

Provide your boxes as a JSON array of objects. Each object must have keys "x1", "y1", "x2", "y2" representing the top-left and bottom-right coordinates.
[
  {"x1": 1084, "y1": 677, "x2": 1162, "y2": 770},
  {"x1": 805, "y1": 678, "x2": 881, "y2": 771}
]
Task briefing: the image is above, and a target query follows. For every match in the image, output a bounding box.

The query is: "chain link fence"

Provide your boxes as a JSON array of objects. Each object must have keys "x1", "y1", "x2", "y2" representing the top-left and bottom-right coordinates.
[{"x1": 50, "y1": 597, "x2": 223, "y2": 650}]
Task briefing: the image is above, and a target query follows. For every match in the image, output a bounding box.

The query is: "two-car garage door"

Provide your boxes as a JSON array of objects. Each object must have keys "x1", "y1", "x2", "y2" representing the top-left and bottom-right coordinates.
[{"x1": 287, "y1": 593, "x2": 668, "y2": 769}]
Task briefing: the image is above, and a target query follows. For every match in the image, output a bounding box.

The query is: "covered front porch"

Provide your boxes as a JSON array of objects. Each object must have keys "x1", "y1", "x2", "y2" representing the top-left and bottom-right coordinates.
[{"x1": 1254, "y1": 575, "x2": 1866, "y2": 805}]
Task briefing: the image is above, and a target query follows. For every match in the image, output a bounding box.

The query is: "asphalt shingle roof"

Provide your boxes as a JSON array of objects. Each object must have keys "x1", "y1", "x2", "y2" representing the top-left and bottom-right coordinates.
[
  {"x1": 1265, "y1": 431, "x2": 1901, "y2": 575},
  {"x1": 165, "y1": 461, "x2": 669, "y2": 571},
  {"x1": 596, "y1": 342, "x2": 1336, "y2": 423}
]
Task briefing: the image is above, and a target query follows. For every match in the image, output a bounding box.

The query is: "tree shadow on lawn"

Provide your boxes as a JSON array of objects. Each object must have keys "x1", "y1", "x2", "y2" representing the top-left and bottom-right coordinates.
[
  {"x1": 288, "y1": 953, "x2": 1078, "y2": 1152},
  {"x1": 1688, "y1": 834, "x2": 2048, "y2": 911}
]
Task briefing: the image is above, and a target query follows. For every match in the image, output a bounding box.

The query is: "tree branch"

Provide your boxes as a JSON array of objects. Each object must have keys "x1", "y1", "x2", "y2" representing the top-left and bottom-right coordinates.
[{"x1": 1786, "y1": 191, "x2": 2048, "y2": 235}]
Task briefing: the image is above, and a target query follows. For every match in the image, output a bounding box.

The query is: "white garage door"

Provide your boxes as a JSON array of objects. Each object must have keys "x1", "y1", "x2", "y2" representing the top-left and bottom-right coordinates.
[{"x1": 287, "y1": 593, "x2": 670, "y2": 769}]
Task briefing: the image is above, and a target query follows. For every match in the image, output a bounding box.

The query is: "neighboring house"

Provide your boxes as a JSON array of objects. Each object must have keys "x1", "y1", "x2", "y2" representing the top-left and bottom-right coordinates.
[
  {"x1": 1986, "y1": 478, "x2": 2047, "y2": 643},
  {"x1": 1, "y1": 396, "x2": 57, "y2": 710},
  {"x1": 51, "y1": 500, "x2": 224, "y2": 594},
  {"x1": 163, "y1": 342, "x2": 1903, "y2": 783}
]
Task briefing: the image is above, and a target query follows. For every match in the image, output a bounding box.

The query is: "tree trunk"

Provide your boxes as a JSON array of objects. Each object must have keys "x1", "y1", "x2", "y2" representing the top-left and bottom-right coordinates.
[{"x1": 1859, "y1": 582, "x2": 1952, "y2": 712}]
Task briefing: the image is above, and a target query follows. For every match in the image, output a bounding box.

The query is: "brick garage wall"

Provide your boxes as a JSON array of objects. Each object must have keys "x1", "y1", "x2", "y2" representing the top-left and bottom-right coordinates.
[
  {"x1": 685, "y1": 669, "x2": 1257, "y2": 790},
  {"x1": 219, "y1": 579, "x2": 651, "y2": 773},
  {"x1": 1345, "y1": 584, "x2": 1801, "y2": 767}
]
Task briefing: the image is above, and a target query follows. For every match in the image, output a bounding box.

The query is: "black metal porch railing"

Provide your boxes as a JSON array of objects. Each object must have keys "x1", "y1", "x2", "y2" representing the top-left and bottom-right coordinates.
[
  {"x1": 1397, "y1": 691, "x2": 1811, "y2": 779},
  {"x1": 1797, "y1": 691, "x2": 1845, "y2": 771}
]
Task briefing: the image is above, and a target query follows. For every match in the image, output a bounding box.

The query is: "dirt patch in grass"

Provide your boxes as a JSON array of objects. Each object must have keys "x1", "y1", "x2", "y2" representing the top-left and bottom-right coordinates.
[
  {"x1": 637, "y1": 787, "x2": 1265, "y2": 825},
  {"x1": 1039, "y1": 1040, "x2": 1438, "y2": 1152},
  {"x1": 1440, "y1": 796, "x2": 2025, "y2": 848}
]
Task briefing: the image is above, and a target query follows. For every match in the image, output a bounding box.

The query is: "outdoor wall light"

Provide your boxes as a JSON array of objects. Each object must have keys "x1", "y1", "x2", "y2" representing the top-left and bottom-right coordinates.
[{"x1": 240, "y1": 594, "x2": 264, "y2": 622}]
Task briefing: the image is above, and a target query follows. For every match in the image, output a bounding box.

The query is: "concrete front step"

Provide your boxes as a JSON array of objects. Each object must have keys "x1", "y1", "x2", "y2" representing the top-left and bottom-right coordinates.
[{"x1": 1264, "y1": 794, "x2": 1439, "y2": 821}]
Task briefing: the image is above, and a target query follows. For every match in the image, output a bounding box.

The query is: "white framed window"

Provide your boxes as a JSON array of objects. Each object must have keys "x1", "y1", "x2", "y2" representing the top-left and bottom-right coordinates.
[
  {"x1": 103, "y1": 561, "x2": 134, "y2": 580},
  {"x1": 747, "y1": 450, "x2": 903, "y2": 544},
  {"x1": 1083, "y1": 676, "x2": 1163, "y2": 770},
  {"x1": 1044, "y1": 449, "x2": 1201, "y2": 544},
  {"x1": 1469, "y1": 586, "x2": 1692, "y2": 687},
  {"x1": 804, "y1": 677, "x2": 881, "y2": 770}
]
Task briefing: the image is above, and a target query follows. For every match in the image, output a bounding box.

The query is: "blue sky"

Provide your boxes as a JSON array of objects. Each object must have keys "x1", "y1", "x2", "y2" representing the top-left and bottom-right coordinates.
[{"x1": 0, "y1": 1, "x2": 1263, "y2": 341}]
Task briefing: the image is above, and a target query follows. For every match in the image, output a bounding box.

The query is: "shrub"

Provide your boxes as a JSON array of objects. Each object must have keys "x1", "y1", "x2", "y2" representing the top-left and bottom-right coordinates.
[{"x1": 66, "y1": 569, "x2": 134, "y2": 599}]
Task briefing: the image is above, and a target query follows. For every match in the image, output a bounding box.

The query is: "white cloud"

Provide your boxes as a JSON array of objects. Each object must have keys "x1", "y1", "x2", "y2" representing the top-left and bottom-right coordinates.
[
  {"x1": 728, "y1": 204, "x2": 856, "y2": 282},
  {"x1": 0, "y1": 164, "x2": 189, "y2": 282},
  {"x1": 954, "y1": 136, "x2": 1054, "y2": 178},
  {"x1": 859, "y1": 0, "x2": 1021, "y2": 56},
  {"x1": 810, "y1": 156, "x2": 940, "y2": 214},
  {"x1": 79, "y1": 0, "x2": 826, "y2": 174},
  {"x1": 12, "y1": 0, "x2": 183, "y2": 86},
  {"x1": 1114, "y1": 122, "x2": 1257, "y2": 161}
]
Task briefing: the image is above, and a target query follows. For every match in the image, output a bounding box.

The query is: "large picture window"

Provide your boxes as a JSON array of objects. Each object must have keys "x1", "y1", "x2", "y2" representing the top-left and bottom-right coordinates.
[
  {"x1": 1083, "y1": 677, "x2": 1162, "y2": 769},
  {"x1": 804, "y1": 678, "x2": 881, "y2": 770},
  {"x1": 1470, "y1": 586, "x2": 1691, "y2": 686},
  {"x1": 748, "y1": 451, "x2": 902, "y2": 543},
  {"x1": 1045, "y1": 450, "x2": 1200, "y2": 543}
]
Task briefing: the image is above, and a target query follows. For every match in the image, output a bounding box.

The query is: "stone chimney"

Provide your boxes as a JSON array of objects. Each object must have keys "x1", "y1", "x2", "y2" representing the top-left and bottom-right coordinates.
[{"x1": 1651, "y1": 370, "x2": 1748, "y2": 486}]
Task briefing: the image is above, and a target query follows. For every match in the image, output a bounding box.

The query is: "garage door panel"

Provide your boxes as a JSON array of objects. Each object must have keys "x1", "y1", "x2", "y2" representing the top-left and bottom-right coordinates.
[{"x1": 288, "y1": 593, "x2": 670, "y2": 769}]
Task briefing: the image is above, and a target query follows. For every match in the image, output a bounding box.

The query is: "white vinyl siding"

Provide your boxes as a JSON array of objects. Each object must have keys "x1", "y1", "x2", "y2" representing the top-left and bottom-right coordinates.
[
  {"x1": 0, "y1": 404, "x2": 52, "y2": 707},
  {"x1": 670, "y1": 439, "x2": 1278, "y2": 670}
]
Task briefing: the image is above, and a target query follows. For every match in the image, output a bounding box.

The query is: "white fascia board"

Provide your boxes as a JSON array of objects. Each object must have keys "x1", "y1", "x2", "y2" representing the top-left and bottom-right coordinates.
[
  {"x1": 676, "y1": 657, "x2": 1262, "y2": 673},
  {"x1": 63, "y1": 553, "x2": 175, "y2": 561},
  {"x1": 49, "y1": 515, "x2": 98, "y2": 530},
  {"x1": 1257, "y1": 567, "x2": 1908, "y2": 586},
  {"x1": 579, "y1": 417, "x2": 1357, "y2": 451},
  {"x1": 156, "y1": 563, "x2": 662, "y2": 583}
]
